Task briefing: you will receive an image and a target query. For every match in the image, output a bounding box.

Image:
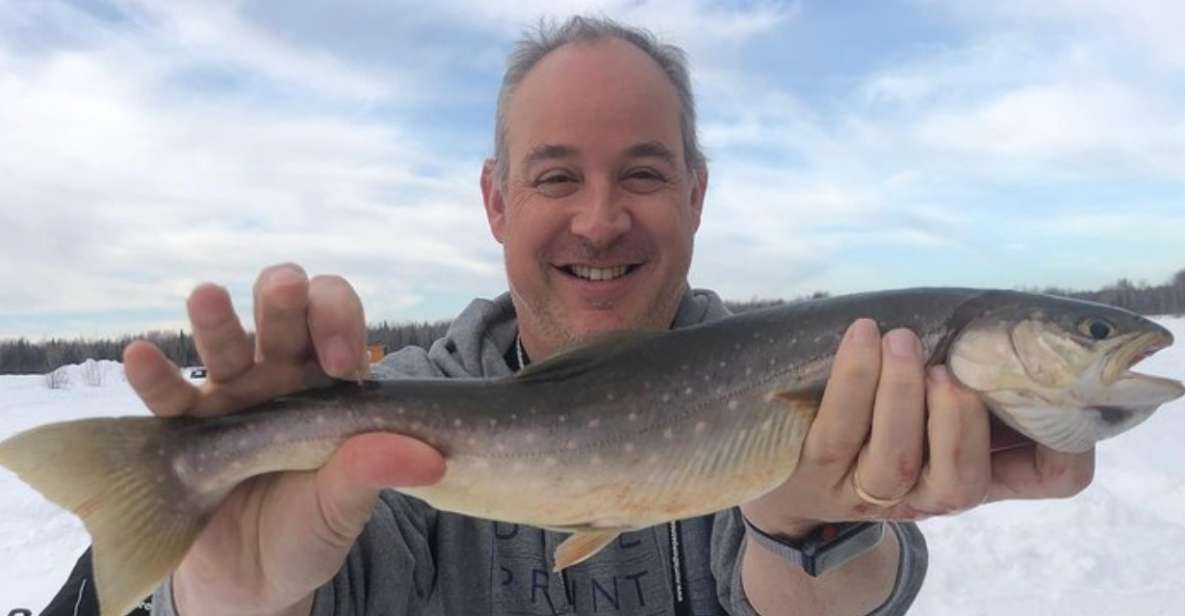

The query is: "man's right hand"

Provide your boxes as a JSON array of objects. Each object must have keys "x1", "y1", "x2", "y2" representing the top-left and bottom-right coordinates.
[{"x1": 123, "y1": 263, "x2": 446, "y2": 616}]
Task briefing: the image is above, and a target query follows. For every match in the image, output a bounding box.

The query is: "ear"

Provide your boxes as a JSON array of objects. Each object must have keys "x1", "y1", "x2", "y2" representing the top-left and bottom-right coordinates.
[
  {"x1": 688, "y1": 162, "x2": 708, "y2": 233},
  {"x1": 481, "y1": 159, "x2": 506, "y2": 244}
]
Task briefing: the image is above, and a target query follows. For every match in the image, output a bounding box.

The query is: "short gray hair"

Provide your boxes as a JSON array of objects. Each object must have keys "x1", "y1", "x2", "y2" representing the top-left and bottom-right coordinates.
[{"x1": 493, "y1": 15, "x2": 705, "y2": 186}]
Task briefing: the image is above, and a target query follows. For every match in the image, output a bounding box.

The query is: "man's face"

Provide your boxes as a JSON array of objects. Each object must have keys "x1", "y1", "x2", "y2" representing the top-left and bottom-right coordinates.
[{"x1": 482, "y1": 38, "x2": 707, "y2": 360}]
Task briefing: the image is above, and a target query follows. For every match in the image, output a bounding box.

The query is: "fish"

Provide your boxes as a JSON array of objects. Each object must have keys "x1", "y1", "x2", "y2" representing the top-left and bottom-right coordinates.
[{"x1": 1, "y1": 288, "x2": 1182, "y2": 615}]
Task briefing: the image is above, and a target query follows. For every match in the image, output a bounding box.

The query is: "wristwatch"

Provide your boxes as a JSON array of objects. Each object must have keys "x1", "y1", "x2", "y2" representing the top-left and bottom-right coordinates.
[{"x1": 740, "y1": 513, "x2": 885, "y2": 577}]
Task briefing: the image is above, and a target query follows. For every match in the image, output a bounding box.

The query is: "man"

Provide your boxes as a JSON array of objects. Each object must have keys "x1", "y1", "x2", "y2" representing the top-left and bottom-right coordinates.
[{"x1": 47, "y1": 15, "x2": 1093, "y2": 616}]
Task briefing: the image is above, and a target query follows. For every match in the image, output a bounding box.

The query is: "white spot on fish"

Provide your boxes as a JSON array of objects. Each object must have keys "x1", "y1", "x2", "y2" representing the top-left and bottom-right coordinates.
[
  {"x1": 510, "y1": 413, "x2": 518, "y2": 420},
  {"x1": 397, "y1": 407, "x2": 406, "y2": 415},
  {"x1": 529, "y1": 407, "x2": 538, "y2": 415},
  {"x1": 157, "y1": 447, "x2": 165, "y2": 456},
  {"x1": 696, "y1": 421, "x2": 708, "y2": 434},
  {"x1": 769, "y1": 358, "x2": 776, "y2": 366},
  {"x1": 661, "y1": 393, "x2": 671, "y2": 403},
  {"x1": 663, "y1": 428, "x2": 674, "y2": 440},
  {"x1": 624, "y1": 442, "x2": 636, "y2": 453},
  {"x1": 372, "y1": 416, "x2": 385, "y2": 426},
  {"x1": 489, "y1": 419, "x2": 498, "y2": 428},
  {"x1": 607, "y1": 392, "x2": 615, "y2": 401},
  {"x1": 716, "y1": 385, "x2": 726, "y2": 395},
  {"x1": 745, "y1": 367, "x2": 753, "y2": 376},
  {"x1": 628, "y1": 412, "x2": 638, "y2": 422},
  {"x1": 453, "y1": 419, "x2": 463, "y2": 428},
  {"x1": 525, "y1": 433, "x2": 536, "y2": 444},
  {"x1": 567, "y1": 440, "x2": 577, "y2": 450},
  {"x1": 768, "y1": 338, "x2": 775, "y2": 344},
  {"x1": 734, "y1": 343, "x2": 742, "y2": 351},
  {"x1": 411, "y1": 421, "x2": 422, "y2": 430},
  {"x1": 684, "y1": 387, "x2": 693, "y2": 395},
  {"x1": 588, "y1": 418, "x2": 601, "y2": 428},
  {"x1": 591, "y1": 454, "x2": 603, "y2": 465},
  {"x1": 728, "y1": 400, "x2": 739, "y2": 411},
  {"x1": 467, "y1": 437, "x2": 478, "y2": 447},
  {"x1": 559, "y1": 415, "x2": 567, "y2": 423},
  {"x1": 496, "y1": 443, "x2": 506, "y2": 453},
  {"x1": 316, "y1": 415, "x2": 326, "y2": 425},
  {"x1": 719, "y1": 361, "x2": 727, "y2": 368},
  {"x1": 681, "y1": 364, "x2": 689, "y2": 371}
]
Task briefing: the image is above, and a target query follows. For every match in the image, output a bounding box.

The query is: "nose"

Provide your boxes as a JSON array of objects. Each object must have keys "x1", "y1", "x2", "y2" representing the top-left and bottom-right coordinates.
[{"x1": 569, "y1": 181, "x2": 631, "y2": 247}]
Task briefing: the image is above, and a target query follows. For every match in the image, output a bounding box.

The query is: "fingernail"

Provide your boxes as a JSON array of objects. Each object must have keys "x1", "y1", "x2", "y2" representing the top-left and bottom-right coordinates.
[
  {"x1": 928, "y1": 365, "x2": 950, "y2": 383},
  {"x1": 325, "y1": 336, "x2": 353, "y2": 376},
  {"x1": 886, "y1": 329, "x2": 920, "y2": 359},
  {"x1": 848, "y1": 318, "x2": 879, "y2": 345}
]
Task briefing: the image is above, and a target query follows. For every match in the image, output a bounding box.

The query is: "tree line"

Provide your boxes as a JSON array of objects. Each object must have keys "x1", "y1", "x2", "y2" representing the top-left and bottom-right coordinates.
[{"x1": 2, "y1": 269, "x2": 1182, "y2": 375}]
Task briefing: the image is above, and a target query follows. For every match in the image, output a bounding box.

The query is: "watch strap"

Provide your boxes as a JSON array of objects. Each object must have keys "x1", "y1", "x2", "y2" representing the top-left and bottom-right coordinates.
[{"x1": 740, "y1": 513, "x2": 885, "y2": 577}]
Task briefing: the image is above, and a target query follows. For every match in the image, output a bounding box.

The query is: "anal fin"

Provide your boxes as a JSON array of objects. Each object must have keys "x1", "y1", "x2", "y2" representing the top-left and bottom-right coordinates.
[{"x1": 553, "y1": 530, "x2": 622, "y2": 572}]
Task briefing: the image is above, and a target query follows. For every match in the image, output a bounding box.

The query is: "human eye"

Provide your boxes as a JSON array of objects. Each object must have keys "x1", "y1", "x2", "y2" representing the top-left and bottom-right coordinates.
[
  {"x1": 621, "y1": 168, "x2": 669, "y2": 194},
  {"x1": 534, "y1": 171, "x2": 579, "y2": 197}
]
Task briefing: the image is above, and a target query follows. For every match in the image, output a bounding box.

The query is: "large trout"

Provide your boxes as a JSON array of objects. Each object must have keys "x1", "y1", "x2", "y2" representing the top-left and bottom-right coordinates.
[{"x1": 1, "y1": 288, "x2": 1182, "y2": 615}]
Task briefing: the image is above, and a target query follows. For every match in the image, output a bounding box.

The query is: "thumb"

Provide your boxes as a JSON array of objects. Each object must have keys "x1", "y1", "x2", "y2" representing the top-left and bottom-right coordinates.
[{"x1": 313, "y1": 433, "x2": 446, "y2": 546}]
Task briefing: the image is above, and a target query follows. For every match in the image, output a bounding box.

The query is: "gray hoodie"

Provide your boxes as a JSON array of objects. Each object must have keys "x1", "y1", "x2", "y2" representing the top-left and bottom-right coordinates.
[{"x1": 155, "y1": 289, "x2": 926, "y2": 615}]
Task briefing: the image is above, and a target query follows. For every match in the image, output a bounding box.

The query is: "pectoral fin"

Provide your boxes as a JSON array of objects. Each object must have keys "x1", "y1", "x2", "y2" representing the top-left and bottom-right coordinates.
[{"x1": 553, "y1": 529, "x2": 622, "y2": 572}]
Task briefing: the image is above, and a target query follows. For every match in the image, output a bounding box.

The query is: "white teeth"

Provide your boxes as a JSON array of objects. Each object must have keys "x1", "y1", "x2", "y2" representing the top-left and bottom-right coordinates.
[{"x1": 569, "y1": 265, "x2": 629, "y2": 281}]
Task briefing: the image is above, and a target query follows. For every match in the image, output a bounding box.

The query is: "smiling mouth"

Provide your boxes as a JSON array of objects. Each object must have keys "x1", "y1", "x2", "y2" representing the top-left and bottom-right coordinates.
[{"x1": 559, "y1": 264, "x2": 641, "y2": 282}]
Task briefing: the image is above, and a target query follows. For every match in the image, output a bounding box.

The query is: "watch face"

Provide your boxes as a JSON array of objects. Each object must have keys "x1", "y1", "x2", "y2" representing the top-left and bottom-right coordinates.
[{"x1": 810, "y1": 522, "x2": 885, "y2": 577}]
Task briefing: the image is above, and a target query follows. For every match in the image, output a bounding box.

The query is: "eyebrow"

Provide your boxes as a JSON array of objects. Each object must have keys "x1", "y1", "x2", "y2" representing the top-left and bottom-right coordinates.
[
  {"x1": 521, "y1": 141, "x2": 678, "y2": 169},
  {"x1": 624, "y1": 141, "x2": 676, "y2": 165},
  {"x1": 523, "y1": 144, "x2": 578, "y2": 167}
]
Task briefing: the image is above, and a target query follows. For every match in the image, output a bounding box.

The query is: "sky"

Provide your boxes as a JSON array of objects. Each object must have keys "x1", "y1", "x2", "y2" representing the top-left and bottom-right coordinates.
[{"x1": 2, "y1": 0, "x2": 1183, "y2": 340}]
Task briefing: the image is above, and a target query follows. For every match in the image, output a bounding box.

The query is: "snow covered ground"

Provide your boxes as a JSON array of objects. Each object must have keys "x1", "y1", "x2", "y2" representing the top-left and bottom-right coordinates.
[{"x1": 1, "y1": 321, "x2": 1183, "y2": 615}]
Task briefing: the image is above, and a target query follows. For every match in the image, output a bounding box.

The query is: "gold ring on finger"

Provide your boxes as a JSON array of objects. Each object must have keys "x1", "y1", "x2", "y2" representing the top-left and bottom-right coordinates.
[{"x1": 851, "y1": 466, "x2": 908, "y2": 508}]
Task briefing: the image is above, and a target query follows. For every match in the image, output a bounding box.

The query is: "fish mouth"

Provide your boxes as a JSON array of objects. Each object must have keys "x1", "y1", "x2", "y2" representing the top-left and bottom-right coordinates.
[{"x1": 1104, "y1": 329, "x2": 1183, "y2": 395}]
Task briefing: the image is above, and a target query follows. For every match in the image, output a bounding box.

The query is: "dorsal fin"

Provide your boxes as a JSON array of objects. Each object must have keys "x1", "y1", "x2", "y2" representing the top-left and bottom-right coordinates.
[{"x1": 513, "y1": 330, "x2": 662, "y2": 384}]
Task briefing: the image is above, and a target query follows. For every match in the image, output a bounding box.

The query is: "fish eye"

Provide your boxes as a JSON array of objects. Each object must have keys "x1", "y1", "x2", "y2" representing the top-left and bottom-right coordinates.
[{"x1": 1078, "y1": 318, "x2": 1114, "y2": 340}]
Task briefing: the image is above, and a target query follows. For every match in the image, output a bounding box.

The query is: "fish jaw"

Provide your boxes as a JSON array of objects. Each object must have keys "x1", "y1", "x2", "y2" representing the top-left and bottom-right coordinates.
[{"x1": 947, "y1": 311, "x2": 1183, "y2": 453}]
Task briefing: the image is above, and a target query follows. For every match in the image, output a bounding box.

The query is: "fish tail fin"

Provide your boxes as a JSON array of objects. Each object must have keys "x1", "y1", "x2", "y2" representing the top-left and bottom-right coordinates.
[{"x1": 0, "y1": 417, "x2": 207, "y2": 616}]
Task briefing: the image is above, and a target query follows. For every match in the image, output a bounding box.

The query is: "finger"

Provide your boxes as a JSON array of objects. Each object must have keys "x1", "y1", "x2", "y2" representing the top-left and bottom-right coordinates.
[
  {"x1": 308, "y1": 274, "x2": 369, "y2": 379},
  {"x1": 312, "y1": 434, "x2": 445, "y2": 547},
  {"x1": 253, "y1": 263, "x2": 312, "y2": 363},
  {"x1": 911, "y1": 365, "x2": 991, "y2": 515},
  {"x1": 123, "y1": 340, "x2": 198, "y2": 417},
  {"x1": 800, "y1": 318, "x2": 882, "y2": 468},
  {"x1": 854, "y1": 328, "x2": 926, "y2": 503},
  {"x1": 188, "y1": 283, "x2": 254, "y2": 383},
  {"x1": 986, "y1": 444, "x2": 1095, "y2": 502}
]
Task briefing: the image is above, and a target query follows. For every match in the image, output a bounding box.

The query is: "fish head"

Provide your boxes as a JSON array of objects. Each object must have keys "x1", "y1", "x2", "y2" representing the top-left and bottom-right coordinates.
[{"x1": 946, "y1": 294, "x2": 1184, "y2": 453}]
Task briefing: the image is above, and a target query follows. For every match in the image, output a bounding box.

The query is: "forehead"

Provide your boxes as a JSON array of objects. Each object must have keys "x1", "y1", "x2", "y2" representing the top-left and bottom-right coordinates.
[{"x1": 504, "y1": 38, "x2": 685, "y2": 165}]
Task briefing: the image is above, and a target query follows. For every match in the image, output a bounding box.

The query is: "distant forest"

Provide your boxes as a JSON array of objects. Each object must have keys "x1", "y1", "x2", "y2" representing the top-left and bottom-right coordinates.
[{"x1": 2, "y1": 268, "x2": 1183, "y2": 375}]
